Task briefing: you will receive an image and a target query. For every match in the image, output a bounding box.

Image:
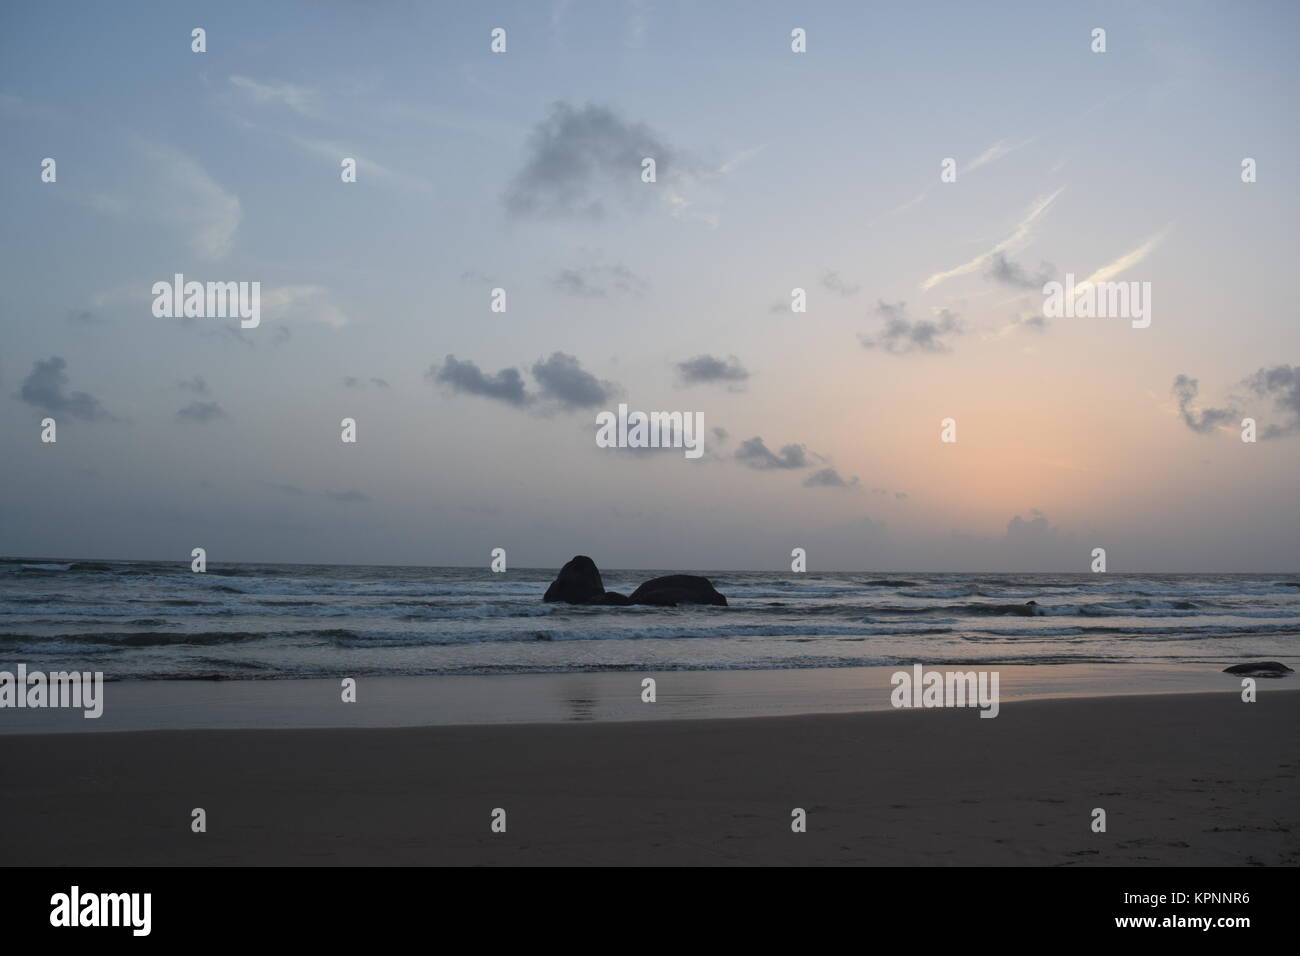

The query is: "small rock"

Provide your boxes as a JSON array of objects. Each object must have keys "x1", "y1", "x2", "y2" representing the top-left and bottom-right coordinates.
[{"x1": 1222, "y1": 661, "x2": 1294, "y2": 677}]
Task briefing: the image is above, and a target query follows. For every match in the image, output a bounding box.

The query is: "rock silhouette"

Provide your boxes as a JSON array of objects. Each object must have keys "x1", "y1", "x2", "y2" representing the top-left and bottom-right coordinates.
[
  {"x1": 542, "y1": 556, "x2": 727, "y2": 607},
  {"x1": 542, "y1": 555, "x2": 605, "y2": 604},
  {"x1": 1222, "y1": 661, "x2": 1294, "y2": 677},
  {"x1": 628, "y1": 574, "x2": 727, "y2": 607}
]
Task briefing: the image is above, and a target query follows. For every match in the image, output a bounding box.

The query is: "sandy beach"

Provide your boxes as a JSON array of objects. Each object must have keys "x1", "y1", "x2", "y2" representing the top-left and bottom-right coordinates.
[{"x1": 3, "y1": 689, "x2": 1296, "y2": 866}]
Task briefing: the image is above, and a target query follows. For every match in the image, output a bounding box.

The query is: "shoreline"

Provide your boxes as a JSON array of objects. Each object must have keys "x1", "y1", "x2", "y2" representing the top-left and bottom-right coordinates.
[
  {"x1": 2, "y1": 690, "x2": 1296, "y2": 866},
  {"x1": 0, "y1": 662, "x2": 1280, "y2": 734}
]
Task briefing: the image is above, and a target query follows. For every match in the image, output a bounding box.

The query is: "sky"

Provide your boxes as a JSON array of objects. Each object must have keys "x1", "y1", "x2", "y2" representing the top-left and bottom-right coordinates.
[{"x1": 2, "y1": 0, "x2": 1298, "y2": 572}]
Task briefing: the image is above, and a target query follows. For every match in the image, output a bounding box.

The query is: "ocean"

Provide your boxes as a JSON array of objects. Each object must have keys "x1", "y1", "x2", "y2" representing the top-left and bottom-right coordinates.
[{"x1": 2, "y1": 558, "x2": 1297, "y2": 681}]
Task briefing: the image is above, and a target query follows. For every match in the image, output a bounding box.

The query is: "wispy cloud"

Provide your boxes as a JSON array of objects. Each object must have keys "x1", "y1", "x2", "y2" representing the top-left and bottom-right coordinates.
[
  {"x1": 229, "y1": 75, "x2": 320, "y2": 117},
  {"x1": 286, "y1": 134, "x2": 434, "y2": 193},
  {"x1": 134, "y1": 142, "x2": 242, "y2": 259},
  {"x1": 1074, "y1": 230, "x2": 1168, "y2": 296},
  {"x1": 966, "y1": 136, "x2": 1034, "y2": 174},
  {"x1": 921, "y1": 188, "x2": 1063, "y2": 291},
  {"x1": 261, "y1": 285, "x2": 349, "y2": 328}
]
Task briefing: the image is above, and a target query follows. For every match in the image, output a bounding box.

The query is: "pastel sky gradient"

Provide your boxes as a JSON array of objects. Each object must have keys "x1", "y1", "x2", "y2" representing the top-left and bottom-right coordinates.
[{"x1": 2, "y1": 0, "x2": 1298, "y2": 571}]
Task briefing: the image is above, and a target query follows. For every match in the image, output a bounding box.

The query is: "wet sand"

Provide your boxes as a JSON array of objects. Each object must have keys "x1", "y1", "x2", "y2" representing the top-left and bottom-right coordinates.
[{"x1": 2, "y1": 689, "x2": 1296, "y2": 866}]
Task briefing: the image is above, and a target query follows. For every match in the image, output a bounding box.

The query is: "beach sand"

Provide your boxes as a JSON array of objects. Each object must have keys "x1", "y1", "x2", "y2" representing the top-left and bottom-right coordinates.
[{"x1": 2, "y1": 690, "x2": 1296, "y2": 866}]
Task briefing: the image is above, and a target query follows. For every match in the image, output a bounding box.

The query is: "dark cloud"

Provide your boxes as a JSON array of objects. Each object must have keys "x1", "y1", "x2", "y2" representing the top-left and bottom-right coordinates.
[
  {"x1": 326, "y1": 489, "x2": 370, "y2": 503},
  {"x1": 267, "y1": 482, "x2": 307, "y2": 496},
  {"x1": 804, "y1": 467, "x2": 860, "y2": 489},
  {"x1": 177, "y1": 375, "x2": 209, "y2": 395},
  {"x1": 675, "y1": 354, "x2": 749, "y2": 388},
  {"x1": 821, "y1": 271, "x2": 861, "y2": 297},
  {"x1": 985, "y1": 251, "x2": 1054, "y2": 290},
  {"x1": 531, "y1": 352, "x2": 614, "y2": 409},
  {"x1": 504, "y1": 102, "x2": 704, "y2": 219},
  {"x1": 1242, "y1": 364, "x2": 1300, "y2": 438},
  {"x1": 553, "y1": 263, "x2": 648, "y2": 298},
  {"x1": 428, "y1": 352, "x2": 615, "y2": 412},
  {"x1": 343, "y1": 376, "x2": 391, "y2": 389},
  {"x1": 1005, "y1": 509, "x2": 1057, "y2": 545},
  {"x1": 427, "y1": 355, "x2": 530, "y2": 407},
  {"x1": 176, "y1": 401, "x2": 227, "y2": 423},
  {"x1": 860, "y1": 301, "x2": 962, "y2": 355},
  {"x1": 1172, "y1": 374, "x2": 1237, "y2": 434},
  {"x1": 735, "y1": 436, "x2": 809, "y2": 470},
  {"x1": 18, "y1": 356, "x2": 113, "y2": 420}
]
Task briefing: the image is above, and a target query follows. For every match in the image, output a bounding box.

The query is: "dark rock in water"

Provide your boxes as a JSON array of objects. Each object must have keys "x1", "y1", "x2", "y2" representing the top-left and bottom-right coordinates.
[
  {"x1": 542, "y1": 557, "x2": 727, "y2": 607},
  {"x1": 1222, "y1": 661, "x2": 1294, "y2": 677},
  {"x1": 628, "y1": 574, "x2": 728, "y2": 607},
  {"x1": 543, "y1": 555, "x2": 605, "y2": 604}
]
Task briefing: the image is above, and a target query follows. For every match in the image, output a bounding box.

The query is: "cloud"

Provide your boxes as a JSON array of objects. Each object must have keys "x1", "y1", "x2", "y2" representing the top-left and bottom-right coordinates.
[
  {"x1": 427, "y1": 352, "x2": 615, "y2": 412},
  {"x1": 735, "y1": 436, "x2": 809, "y2": 470},
  {"x1": 966, "y1": 136, "x2": 1034, "y2": 174},
  {"x1": 1241, "y1": 365, "x2": 1300, "y2": 438},
  {"x1": 804, "y1": 467, "x2": 860, "y2": 489},
  {"x1": 1005, "y1": 509, "x2": 1059, "y2": 546},
  {"x1": 326, "y1": 489, "x2": 371, "y2": 503},
  {"x1": 531, "y1": 351, "x2": 615, "y2": 409},
  {"x1": 504, "y1": 102, "x2": 710, "y2": 220},
  {"x1": 1000, "y1": 313, "x2": 1049, "y2": 335},
  {"x1": 137, "y1": 142, "x2": 242, "y2": 260},
  {"x1": 176, "y1": 401, "x2": 227, "y2": 423},
  {"x1": 17, "y1": 357, "x2": 112, "y2": 421},
  {"x1": 718, "y1": 144, "x2": 765, "y2": 174},
  {"x1": 1172, "y1": 374, "x2": 1237, "y2": 434},
  {"x1": 177, "y1": 375, "x2": 209, "y2": 395},
  {"x1": 343, "y1": 376, "x2": 391, "y2": 389},
  {"x1": 985, "y1": 251, "x2": 1054, "y2": 290},
  {"x1": 427, "y1": 355, "x2": 530, "y2": 407},
  {"x1": 1075, "y1": 231, "x2": 1167, "y2": 295},
  {"x1": 821, "y1": 271, "x2": 861, "y2": 297},
  {"x1": 285, "y1": 134, "x2": 434, "y2": 193},
  {"x1": 861, "y1": 301, "x2": 962, "y2": 355},
  {"x1": 553, "y1": 263, "x2": 648, "y2": 298},
  {"x1": 229, "y1": 75, "x2": 320, "y2": 116},
  {"x1": 921, "y1": 188, "x2": 1062, "y2": 291},
  {"x1": 266, "y1": 482, "x2": 307, "y2": 496},
  {"x1": 261, "y1": 285, "x2": 349, "y2": 328},
  {"x1": 675, "y1": 354, "x2": 749, "y2": 389}
]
